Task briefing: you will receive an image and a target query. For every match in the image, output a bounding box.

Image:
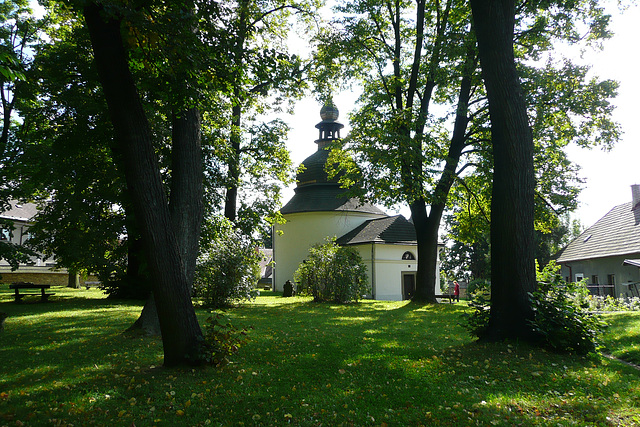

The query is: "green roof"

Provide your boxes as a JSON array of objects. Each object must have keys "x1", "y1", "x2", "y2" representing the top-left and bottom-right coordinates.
[
  {"x1": 280, "y1": 147, "x2": 385, "y2": 216},
  {"x1": 280, "y1": 185, "x2": 386, "y2": 215},
  {"x1": 336, "y1": 215, "x2": 417, "y2": 245}
]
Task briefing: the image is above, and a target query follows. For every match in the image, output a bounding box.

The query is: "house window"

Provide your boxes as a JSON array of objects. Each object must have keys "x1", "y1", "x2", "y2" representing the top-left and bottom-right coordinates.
[
  {"x1": 402, "y1": 251, "x2": 416, "y2": 260},
  {"x1": 0, "y1": 229, "x2": 9, "y2": 241},
  {"x1": 591, "y1": 275, "x2": 599, "y2": 285},
  {"x1": 607, "y1": 274, "x2": 615, "y2": 285}
]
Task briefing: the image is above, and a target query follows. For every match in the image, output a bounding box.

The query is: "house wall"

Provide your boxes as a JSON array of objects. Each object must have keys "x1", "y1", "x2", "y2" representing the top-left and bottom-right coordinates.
[
  {"x1": 273, "y1": 210, "x2": 386, "y2": 291},
  {"x1": 351, "y1": 243, "x2": 443, "y2": 301},
  {"x1": 0, "y1": 267, "x2": 99, "y2": 286},
  {"x1": 559, "y1": 253, "x2": 640, "y2": 297},
  {"x1": 0, "y1": 219, "x2": 51, "y2": 267},
  {"x1": 0, "y1": 266, "x2": 67, "y2": 286},
  {"x1": 367, "y1": 243, "x2": 418, "y2": 301}
]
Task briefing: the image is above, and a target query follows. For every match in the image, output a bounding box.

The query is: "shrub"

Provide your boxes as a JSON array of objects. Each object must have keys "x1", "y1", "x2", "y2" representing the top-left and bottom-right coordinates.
[
  {"x1": 584, "y1": 295, "x2": 640, "y2": 312},
  {"x1": 461, "y1": 280, "x2": 491, "y2": 338},
  {"x1": 528, "y1": 261, "x2": 606, "y2": 355},
  {"x1": 194, "y1": 227, "x2": 261, "y2": 308},
  {"x1": 467, "y1": 279, "x2": 491, "y2": 297},
  {"x1": 462, "y1": 262, "x2": 606, "y2": 355},
  {"x1": 294, "y1": 239, "x2": 369, "y2": 303},
  {"x1": 188, "y1": 312, "x2": 251, "y2": 366}
]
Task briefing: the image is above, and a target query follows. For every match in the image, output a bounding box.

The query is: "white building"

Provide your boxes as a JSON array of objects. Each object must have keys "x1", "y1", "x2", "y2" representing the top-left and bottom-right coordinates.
[
  {"x1": 273, "y1": 105, "x2": 441, "y2": 300},
  {"x1": 0, "y1": 201, "x2": 70, "y2": 285}
]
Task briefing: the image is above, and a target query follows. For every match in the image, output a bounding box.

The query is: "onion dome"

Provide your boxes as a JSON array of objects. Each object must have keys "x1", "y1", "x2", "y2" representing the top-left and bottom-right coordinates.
[
  {"x1": 320, "y1": 103, "x2": 339, "y2": 121},
  {"x1": 279, "y1": 104, "x2": 386, "y2": 216}
]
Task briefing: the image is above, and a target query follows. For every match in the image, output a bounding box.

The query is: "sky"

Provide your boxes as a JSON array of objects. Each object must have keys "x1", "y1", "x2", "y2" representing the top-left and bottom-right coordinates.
[{"x1": 280, "y1": 1, "x2": 640, "y2": 229}]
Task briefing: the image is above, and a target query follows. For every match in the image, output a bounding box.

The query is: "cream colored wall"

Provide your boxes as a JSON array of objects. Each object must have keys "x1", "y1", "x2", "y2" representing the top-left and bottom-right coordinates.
[
  {"x1": 273, "y1": 210, "x2": 386, "y2": 291},
  {"x1": 371, "y1": 244, "x2": 418, "y2": 301},
  {"x1": 354, "y1": 243, "x2": 441, "y2": 301},
  {"x1": 274, "y1": 211, "x2": 442, "y2": 300}
]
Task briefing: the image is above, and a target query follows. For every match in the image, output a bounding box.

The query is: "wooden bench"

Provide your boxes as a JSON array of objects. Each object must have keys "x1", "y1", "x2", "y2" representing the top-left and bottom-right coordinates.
[
  {"x1": 435, "y1": 294, "x2": 457, "y2": 304},
  {"x1": 9, "y1": 282, "x2": 54, "y2": 303}
]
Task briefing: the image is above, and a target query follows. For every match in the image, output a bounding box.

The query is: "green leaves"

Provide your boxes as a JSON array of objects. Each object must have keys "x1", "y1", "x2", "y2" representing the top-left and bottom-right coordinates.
[
  {"x1": 294, "y1": 238, "x2": 369, "y2": 303},
  {"x1": 194, "y1": 224, "x2": 262, "y2": 308},
  {"x1": 528, "y1": 261, "x2": 606, "y2": 355}
]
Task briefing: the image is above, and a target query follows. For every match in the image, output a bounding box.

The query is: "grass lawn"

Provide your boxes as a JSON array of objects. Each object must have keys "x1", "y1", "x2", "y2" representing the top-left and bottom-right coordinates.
[{"x1": 1, "y1": 284, "x2": 640, "y2": 426}]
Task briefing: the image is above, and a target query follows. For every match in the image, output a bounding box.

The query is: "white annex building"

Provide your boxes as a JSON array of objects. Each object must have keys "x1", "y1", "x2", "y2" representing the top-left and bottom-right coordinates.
[{"x1": 272, "y1": 105, "x2": 442, "y2": 300}]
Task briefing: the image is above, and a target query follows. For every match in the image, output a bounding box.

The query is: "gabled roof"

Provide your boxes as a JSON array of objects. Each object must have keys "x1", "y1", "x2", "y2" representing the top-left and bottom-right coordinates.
[
  {"x1": 336, "y1": 215, "x2": 417, "y2": 245},
  {"x1": 557, "y1": 201, "x2": 640, "y2": 263},
  {"x1": 0, "y1": 201, "x2": 38, "y2": 222}
]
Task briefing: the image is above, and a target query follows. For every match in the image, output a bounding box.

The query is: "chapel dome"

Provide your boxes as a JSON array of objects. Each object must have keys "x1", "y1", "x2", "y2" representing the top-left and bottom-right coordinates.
[
  {"x1": 296, "y1": 149, "x2": 339, "y2": 187},
  {"x1": 280, "y1": 103, "x2": 385, "y2": 217}
]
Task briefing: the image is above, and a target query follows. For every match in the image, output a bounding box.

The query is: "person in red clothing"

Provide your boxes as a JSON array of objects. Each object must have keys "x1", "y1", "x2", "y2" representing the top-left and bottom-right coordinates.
[{"x1": 453, "y1": 281, "x2": 460, "y2": 302}]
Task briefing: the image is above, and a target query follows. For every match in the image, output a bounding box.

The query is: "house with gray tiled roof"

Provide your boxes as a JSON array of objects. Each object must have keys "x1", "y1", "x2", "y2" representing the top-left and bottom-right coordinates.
[
  {"x1": 556, "y1": 185, "x2": 640, "y2": 297},
  {"x1": 273, "y1": 105, "x2": 442, "y2": 301}
]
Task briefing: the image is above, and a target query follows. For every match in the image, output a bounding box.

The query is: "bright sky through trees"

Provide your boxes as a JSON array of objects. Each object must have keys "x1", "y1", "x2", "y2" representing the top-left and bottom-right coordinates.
[
  {"x1": 283, "y1": 1, "x2": 640, "y2": 229},
  {"x1": 26, "y1": 0, "x2": 639, "y2": 228}
]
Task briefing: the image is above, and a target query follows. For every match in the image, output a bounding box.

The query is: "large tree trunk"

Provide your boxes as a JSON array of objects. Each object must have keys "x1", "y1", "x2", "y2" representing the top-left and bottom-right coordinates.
[
  {"x1": 410, "y1": 198, "x2": 438, "y2": 303},
  {"x1": 471, "y1": 0, "x2": 537, "y2": 341},
  {"x1": 170, "y1": 108, "x2": 203, "y2": 287},
  {"x1": 411, "y1": 49, "x2": 474, "y2": 303},
  {"x1": 83, "y1": 2, "x2": 203, "y2": 366}
]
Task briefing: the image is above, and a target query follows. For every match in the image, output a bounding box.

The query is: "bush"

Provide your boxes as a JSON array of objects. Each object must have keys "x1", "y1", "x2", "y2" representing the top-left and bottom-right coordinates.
[
  {"x1": 461, "y1": 280, "x2": 491, "y2": 338},
  {"x1": 462, "y1": 262, "x2": 606, "y2": 355},
  {"x1": 467, "y1": 279, "x2": 491, "y2": 297},
  {"x1": 294, "y1": 239, "x2": 369, "y2": 303},
  {"x1": 584, "y1": 295, "x2": 640, "y2": 312},
  {"x1": 194, "y1": 227, "x2": 261, "y2": 308},
  {"x1": 528, "y1": 261, "x2": 606, "y2": 355},
  {"x1": 188, "y1": 312, "x2": 251, "y2": 366}
]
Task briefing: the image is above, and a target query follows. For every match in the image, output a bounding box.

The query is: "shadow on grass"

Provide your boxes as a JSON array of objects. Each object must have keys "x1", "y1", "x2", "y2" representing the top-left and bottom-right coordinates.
[{"x1": 2, "y1": 294, "x2": 639, "y2": 426}]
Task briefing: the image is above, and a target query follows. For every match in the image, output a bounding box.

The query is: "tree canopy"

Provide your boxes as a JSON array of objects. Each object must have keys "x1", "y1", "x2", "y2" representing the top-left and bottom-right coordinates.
[{"x1": 316, "y1": 0, "x2": 618, "y2": 304}]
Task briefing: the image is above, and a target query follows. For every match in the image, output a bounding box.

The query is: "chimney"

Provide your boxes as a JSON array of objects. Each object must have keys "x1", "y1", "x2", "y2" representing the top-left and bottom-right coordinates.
[{"x1": 632, "y1": 184, "x2": 640, "y2": 210}]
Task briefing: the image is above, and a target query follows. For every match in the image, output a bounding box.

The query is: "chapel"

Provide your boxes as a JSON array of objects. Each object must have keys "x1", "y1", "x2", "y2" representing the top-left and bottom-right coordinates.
[{"x1": 272, "y1": 104, "x2": 442, "y2": 300}]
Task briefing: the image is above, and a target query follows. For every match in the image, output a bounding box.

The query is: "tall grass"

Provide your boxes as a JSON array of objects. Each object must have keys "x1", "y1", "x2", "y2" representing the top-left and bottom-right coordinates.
[{"x1": 1, "y1": 285, "x2": 639, "y2": 426}]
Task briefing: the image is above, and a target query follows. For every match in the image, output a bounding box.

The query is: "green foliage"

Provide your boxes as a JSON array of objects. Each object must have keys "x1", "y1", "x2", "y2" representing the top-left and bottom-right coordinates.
[
  {"x1": 188, "y1": 312, "x2": 251, "y2": 367},
  {"x1": 461, "y1": 280, "x2": 491, "y2": 338},
  {"x1": 586, "y1": 296, "x2": 640, "y2": 312},
  {"x1": 194, "y1": 225, "x2": 261, "y2": 308},
  {"x1": 467, "y1": 279, "x2": 491, "y2": 297},
  {"x1": 528, "y1": 261, "x2": 606, "y2": 355},
  {"x1": 463, "y1": 262, "x2": 606, "y2": 355},
  {"x1": 294, "y1": 239, "x2": 369, "y2": 303}
]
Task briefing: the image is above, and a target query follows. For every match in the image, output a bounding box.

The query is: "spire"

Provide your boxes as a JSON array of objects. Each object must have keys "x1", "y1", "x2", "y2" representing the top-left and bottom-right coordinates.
[{"x1": 315, "y1": 103, "x2": 344, "y2": 149}]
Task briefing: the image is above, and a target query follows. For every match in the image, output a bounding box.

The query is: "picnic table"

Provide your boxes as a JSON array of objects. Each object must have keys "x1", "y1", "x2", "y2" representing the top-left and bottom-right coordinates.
[{"x1": 9, "y1": 282, "x2": 54, "y2": 303}]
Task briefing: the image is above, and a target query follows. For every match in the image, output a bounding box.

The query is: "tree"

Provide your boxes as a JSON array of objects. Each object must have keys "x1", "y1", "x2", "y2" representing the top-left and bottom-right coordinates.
[
  {"x1": 82, "y1": 0, "x2": 204, "y2": 366},
  {"x1": 13, "y1": 10, "x2": 130, "y2": 286},
  {"x1": 207, "y1": 0, "x2": 312, "y2": 233},
  {"x1": 319, "y1": 0, "x2": 478, "y2": 303},
  {"x1": 321, "y1": 0, "x2": 617, "y2": 306},
  {"x1": 470, "y1": 0, "x2": 537, "y2": 341},
  {"x1": 0, "y1": 0, "x2": 42, "y2": 192}
]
